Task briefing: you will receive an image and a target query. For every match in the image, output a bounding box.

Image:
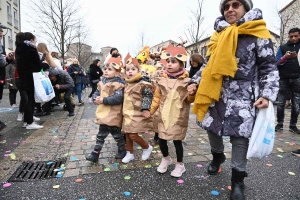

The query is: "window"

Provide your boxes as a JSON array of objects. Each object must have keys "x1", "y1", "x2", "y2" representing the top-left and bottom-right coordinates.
[
  {"x1": 201, "y1": 46, "x2": 208, "y2": 57},
  {"x1": 8, "y1": 29, "x2": 13, "y2": 49},
  {"x1": 13, "y1": 0, "x2": 18, "y2": 6},
  {"x1": 7, "y1": 3, "x2": 12, "y2": 24},
  {"x1": 14, "y1": 9, "x2": 19, "y2": 29}
]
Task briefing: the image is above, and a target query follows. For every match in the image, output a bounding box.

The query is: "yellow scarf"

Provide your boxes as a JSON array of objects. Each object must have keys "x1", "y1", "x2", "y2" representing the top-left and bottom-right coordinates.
[{"x1": 192, "y1": 19, "x2": 271, "y2": 121}]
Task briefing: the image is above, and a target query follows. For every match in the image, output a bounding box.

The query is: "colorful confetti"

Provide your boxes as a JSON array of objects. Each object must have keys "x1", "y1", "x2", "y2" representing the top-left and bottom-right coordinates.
[
  {"x1": 71, "y1": 156, "x2": 78, "y2": 161},
  {"x1": 211, "y1": 190, "x2": 219, "y2": 196},
  {"x1": 124, "y1": 176, "x2": 131, "y2": 180},
  {"x1": 277, "y1": 155, "x2": 283, "y2": 158},
  {"x1": 288, "y1": 172, "x2": 295, "y2": 176},
  {"x1": 266, "y1": 164, "x2": 273, "y2": 167},
  {"x1": 53, "y1": 185, "x2": 60, "y2": 189},
  {"x1": 145, "y1": 165, "x2": 152, "y2": 169},
  {"x1": 75, "y1": 178, "x2": 83, "y2": 183},
  {"x1": 9, "y1": 153, "x2": 16, "y2": 160},
  {"x1": 177, "y1": 179, "x2": 184, "y2": 184},
  {"x1": 277, "y1": 148, "x2": 284, "y2": 152},
  {"x1": 104, "y1": 168, "x2": 110, "y2": 172},
  {"x1": 197, "y1": 164, "x2": 203, "y2": 168},
  {"x1": 3, "y1": 183, "x2": 11, "y2": 188},
  {"x1": 123, "y1": 191, "x2": 131, "y2": 196}
]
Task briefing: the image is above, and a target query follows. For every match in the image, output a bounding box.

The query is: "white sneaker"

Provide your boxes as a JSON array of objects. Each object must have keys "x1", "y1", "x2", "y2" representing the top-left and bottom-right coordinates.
[
  {"x1": 122, "y1": 151, "x2": 134, "y2": 163},
  {"x1": 22, "y1": 123, "x2": 27, "y2": 128},
  {"x1": 157, "y1": 157, "x2": 172, "y2": 173},
  {"x1": 170, "y1": 163, "x2": 186, "y2": 178},
  {"x1": 33, "y1": 116, "x2": 40, "y2": 122},
  {"x1": 26, "y1": 122, "x2": 43, "y2": 130},
  {"x1": 17, "y1": 113, "x2": 23, "y2": 122},
  {"x1": 142, "y1": 145, "x2": 153, "y2": 160},
  {"x1": 11, "y1": 104, "x2": 19, "y2": 108},
  {"x1": 88, "y1": 97, "x2": 93, "y2": 103}
]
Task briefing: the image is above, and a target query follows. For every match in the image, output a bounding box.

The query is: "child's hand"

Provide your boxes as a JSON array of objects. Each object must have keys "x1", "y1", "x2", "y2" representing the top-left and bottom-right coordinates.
[
  {"x1": 187, "y1": 83, "x2": 197, "y2": 95},
  {"x1": 142, "y1": 110, "x2": 151, "y2": 118}
]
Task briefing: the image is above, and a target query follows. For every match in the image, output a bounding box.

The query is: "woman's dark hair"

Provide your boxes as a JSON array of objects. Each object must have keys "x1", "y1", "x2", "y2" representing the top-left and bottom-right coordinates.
[
  {"x1": 92, "y1": 59, "x2": 100, "y2": 65},
  {"x1": 110, "y1": 47, "x2": 118, "y2": 54},
  {"x1": 190, "y1": 53, "x2": 204, "y2": 65},
  {"x1": 15, "y1": 32, "x2": 36, "y2": 46}
]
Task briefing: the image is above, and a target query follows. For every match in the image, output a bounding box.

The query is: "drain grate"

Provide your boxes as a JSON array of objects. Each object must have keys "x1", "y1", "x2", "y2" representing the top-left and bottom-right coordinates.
[{"x1": 8, "y1": 158, "x2": 67, "y2": 182}]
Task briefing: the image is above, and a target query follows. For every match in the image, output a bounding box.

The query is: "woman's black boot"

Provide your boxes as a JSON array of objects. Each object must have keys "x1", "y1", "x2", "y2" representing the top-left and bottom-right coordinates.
[
  {"x1": 207, "y1": 150, "x2": 226, "y2": 175},
  {"x1": 230, "y1": 168, "x2": 248, "y2": 200}
]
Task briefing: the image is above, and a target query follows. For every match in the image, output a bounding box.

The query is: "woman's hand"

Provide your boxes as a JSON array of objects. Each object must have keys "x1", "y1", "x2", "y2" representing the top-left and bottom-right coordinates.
[
  {"x1": 187, "y1": 83, "x2": 197, "y2": 95},
  {"x1": 142, "y1": 110, "x2": 151, "y2": 118},
  {"x1": 254, "y1": 97, "x2": 269, "y2": 108},
  {"x1": 94, "y1": 97, "x2": 103, "y2": 105}
]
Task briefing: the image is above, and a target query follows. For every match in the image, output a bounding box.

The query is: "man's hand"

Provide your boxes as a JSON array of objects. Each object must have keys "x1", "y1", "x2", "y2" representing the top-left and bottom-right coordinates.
[
  {"x1": 187, "y1": 83, "x2": 197, "y2": 95},
  {"x1": 74, "y1": 71, "x2": 78, "y2": 74},
  {"x1": 142, "y1": 110, "x2": 151, "y2": 118},
  {"x1": 55, "y1": 84, "x2": 61, "y2": 89},
  {"x1": 254, "y1": 97, "x2": 269, "y2": 108},
  {"x1": 94, "y1": 97, "x2": 103, "y2": 105},
  {"x1": 284, "y1": 51, "x2": 297, "y2": 59}
]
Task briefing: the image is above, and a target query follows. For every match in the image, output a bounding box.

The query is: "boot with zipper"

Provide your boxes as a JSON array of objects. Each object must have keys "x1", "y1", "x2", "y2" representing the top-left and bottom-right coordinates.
[
  {"x1": 230, "y1": 168, "x2": 248, "y2": 200},
  {"x1": 207, "y1": 150, "x2": 226, "y2": 175}
]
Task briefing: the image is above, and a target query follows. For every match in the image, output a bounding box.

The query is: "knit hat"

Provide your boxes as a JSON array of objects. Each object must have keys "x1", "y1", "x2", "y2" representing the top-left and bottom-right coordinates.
[{"x1": 219, "y1": 0, "x2": 253, "y2": 16}]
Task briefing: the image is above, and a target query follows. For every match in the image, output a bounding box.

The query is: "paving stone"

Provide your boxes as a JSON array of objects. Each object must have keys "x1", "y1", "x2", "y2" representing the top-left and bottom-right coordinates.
[
  {"x1": 64, "y1": 168, "x2": 80, "y2": 177},
  {"x1": 81, "y1": 166, "x2": 103, "y2": 174}
]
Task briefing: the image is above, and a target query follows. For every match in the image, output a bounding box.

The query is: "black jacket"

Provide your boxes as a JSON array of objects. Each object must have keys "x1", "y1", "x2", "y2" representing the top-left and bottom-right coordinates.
[
  {"x1": 89, "y1": 64, "x2": 103, "y2": 82},
  {"x1": 189, "y1": 63, "x2": 203, "y2": 78},
  {"x1": 15, "y1": 43, "x2": 43, "y2": 91},
  {"x1": 0, "y1": 46, "x2": 6, "y2": 80},
  {"x1": 48, "y1": 68, "x2": 74, "y2": 90}
]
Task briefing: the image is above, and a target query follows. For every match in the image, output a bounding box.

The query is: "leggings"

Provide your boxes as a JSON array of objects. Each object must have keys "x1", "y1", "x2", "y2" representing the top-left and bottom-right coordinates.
[
  {"x1": 207, "y1": 131, "x2": 249, "y2": 172},
  {"x1": 159, "y1": 139, "x2": 183, "y2": 162},
  {"x1": 9, "y1": 89, "x2": 18, "y2": 105},
  {"x1": 125, "y1": 133, "x2": 149, "y2": 153}
]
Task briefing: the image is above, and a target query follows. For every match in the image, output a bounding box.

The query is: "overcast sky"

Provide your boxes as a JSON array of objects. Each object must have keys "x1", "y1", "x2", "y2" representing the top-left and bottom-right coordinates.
[{"x1": 21, "y1": 0, "x2": 292, "y2": 57}]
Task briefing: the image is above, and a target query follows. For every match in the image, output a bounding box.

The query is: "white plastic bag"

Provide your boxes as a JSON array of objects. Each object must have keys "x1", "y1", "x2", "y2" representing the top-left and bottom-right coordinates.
[
  {"x1": 246, "y1": 101, "x2": 275, "y2": 159},
  {"x1": 33, "y1": 70, "x2": 55, "y2": 103}
]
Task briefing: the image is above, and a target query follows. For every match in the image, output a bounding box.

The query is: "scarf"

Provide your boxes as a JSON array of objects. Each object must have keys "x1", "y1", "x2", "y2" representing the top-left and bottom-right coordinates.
[
  {"x1": 192, "y1": 19, "x2": 271, "y2": 121},
  {"x1": 165, "y1": 69, "x2": 186, "y2": 79}
]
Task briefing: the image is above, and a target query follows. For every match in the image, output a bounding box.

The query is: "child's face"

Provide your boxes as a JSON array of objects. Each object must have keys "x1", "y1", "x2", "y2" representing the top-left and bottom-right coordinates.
[
  {"x1": 125, "y1": 64, "x2": 139, "y2": 79},
  {"x1": 103, "y1": 63, "x2": 119, "y2": 79},
  {"x1": 156, "y1": 67, "x2": 165, "y2": 76},
  {"x1": 166, "y1": 57, "x2": 182, "y2": 73}
]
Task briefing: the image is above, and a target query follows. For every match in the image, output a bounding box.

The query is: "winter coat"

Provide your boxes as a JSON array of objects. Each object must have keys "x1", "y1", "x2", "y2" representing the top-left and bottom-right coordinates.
[
  {"x1": 150, "y1": 71, "x2": 195, "y2": 140},
  {"x1": 190, "y1": 9, "x2": 279, "y2": 138},
  {"x1": 5, "y1": 63, "x2": 18, "y2": 90},
  {"x1": 189, "y1": 63, "x2": 202, "y2": 78},
  {"x1": 89, "y1": 64, "x2": 103, "y2": 83},
  {"x1": 68, "y1": 64, "x2": 83, "y2": 84},
  {"x1": 15, "y1": 42, "x2": 43, "y2": 92},
  {"x1": 0, "y1": 45, "x2": 6, "y2": 81},
  {"x1": 94, "y1": 77, "x2": 124, "y2": 128},
  {"x1": 48, "y1": 68, "x2": 74, "y2": 90},
  {"x1": 122, "y1": 73, "x2": 153, "y2": 133}
]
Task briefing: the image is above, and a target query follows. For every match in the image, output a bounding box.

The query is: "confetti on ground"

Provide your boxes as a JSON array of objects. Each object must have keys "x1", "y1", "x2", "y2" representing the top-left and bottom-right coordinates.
[
  {"x1": 154, "y1": 145, "x2": 159, "y2": 149},
  {"x1": 277, "y1": 155, "x2": 283, "y2": 158},
  {"x1": 0, "y1": 140, "x2": 7, "y2": 144},
  {"x1": 56, "y1": 174, "x2": 63, "y2": 178},
  {"x1": 53, "y1": 185, "x2": 60, "y2": 189},
  {"x1": 47, "y1": 162, "x2": 53, "y2": 165},
  {"x1": 177, "y1": 180, "x2": 184, "y2": 184},
  {"x1": 277, "y1": 148, "x2": 284, "y2": 152},
  {"x1": 9, "y1": 153, "x2": 16, "y2": 160},
  {"x1": 124, "y1": 176, "x2": 131, "y2": 180},
  {"x1": 288, "y1": 172, "x2": 295, "y2": 176},
  {"x1": 197, "y1": 164, "x2": 203, "y2": 168},
  {"x1": 211, "y1": 190, "x2": 219, "y2": 196},
  {"x1": 112, "y1": 163, "x2": 119, "y2": 167},
  {"x1": 40, "y1": 152, "x2": 45, "y2": 155},
  {"x1": 5, "y1": 150, "x2": 11, "y2": 153},
  {"x1": 227, "y1": 186, "x2": 232, "y2": 191},
  {"x1": 145, "y1": 165, "x2": 151, "y2": 169},
  {"x1": 289, "y1": 142, "x2": 296, "y2": 146},
  {"x1": 104, "y1": 168, "x2": 110, "y2": 172},
  {"x1": 266, "y1": 164, "x2": 273, "y2": 167},
  {"x1": 3, "y1": 183, "x2": 11, "y2": 188},
  {"x1": 188, "y1": 153, "x2": 193, "y2": 156},
  {"x1": 79, "y1": 199, "x2": 86, "y2": 200},
  {"x1": 71, "y1": 156, "x2": 78, "y2": 161},
  {"x1": 152, "y1": 151, "x2": 157, "y2": 153},
  {"x1": 124, "y1": 191, "x2": 131, "y2": 196},
  {"x1": 278, "y1": 138, "x2": 283, "y2": 141},
  {"x1": 218, "y1": 168, "x2": 222, "y2": 173},
  {"x1": 156, "y1": 162, "x2": 160, "y2": 166},
  {"x1": 75, "y1": 178, "x2": 83, "y2": 183},
  {"x1": 13, "y1": 142, "x2": 18, "y2": 145}
]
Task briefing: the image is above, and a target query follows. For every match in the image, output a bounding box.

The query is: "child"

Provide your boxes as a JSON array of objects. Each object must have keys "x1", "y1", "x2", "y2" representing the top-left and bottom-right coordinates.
[
  {"x1": 150, "y1": 60, "x2": 167, "y2": 144},
  {"x1": 149, "y1": 44, "x2": 195, "y2": 177},
  {"x1": 86, "y1": 57, "x2": 126, "y2": 162},
  {"x1": 121, "y1": 53, "x2": 154, "y2": 163}
]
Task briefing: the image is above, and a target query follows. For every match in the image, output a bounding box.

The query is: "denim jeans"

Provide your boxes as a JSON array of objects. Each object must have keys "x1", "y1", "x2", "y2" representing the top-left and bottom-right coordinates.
[
  {"x1": 277, "y1": 78, "x2": 300, "y2": 127},
  {"x1": 75, "y1": 84, "x2": 82, "y2": 102}
]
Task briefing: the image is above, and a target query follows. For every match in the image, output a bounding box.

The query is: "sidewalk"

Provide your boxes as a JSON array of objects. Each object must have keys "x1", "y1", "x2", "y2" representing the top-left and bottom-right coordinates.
[{"x1": 0, "y1": 87, "x2": 300, "y2": 182}]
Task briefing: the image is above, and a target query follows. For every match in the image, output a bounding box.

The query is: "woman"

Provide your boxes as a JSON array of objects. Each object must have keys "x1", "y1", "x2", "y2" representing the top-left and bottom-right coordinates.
[
  {"x1": 189, "y1": 53, "x2": 203, "y2": 78},
  {"x1": 68, "y1": 59, "x2": 84, "y2": 105},
  {"x1": 5, "y1": 60, "x2": 18, "y2": 107},
  {"x1": 51, "y1": 52, "x2": 63, "y2": 70},
  {"x1": 15, "y1": 32, "x2": 45, "y2": 129},
  {"x1": 88, "y1": 59, "x2": 103, "y2": 100},
  {"x1": 187, "y1": 1, "x2": 279, "y2": 199},
  {"x1": 36, "y1": 43, "x2": 56, "y2": 68}
]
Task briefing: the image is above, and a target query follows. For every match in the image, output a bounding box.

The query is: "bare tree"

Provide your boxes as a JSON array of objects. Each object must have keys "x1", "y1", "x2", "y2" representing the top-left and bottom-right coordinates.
[
  {"x1": 180, "y1": 0, "x2": 206, "y2": 54},
  {"x1": 132, "y1": 27, "x2": 151, "y2": 56},
  {"x1": 26, "y1": 0, "x2": 81, "y2": 63},
  {"x1": 67, "y1": 20, "x2": 93, "y2": 69}
]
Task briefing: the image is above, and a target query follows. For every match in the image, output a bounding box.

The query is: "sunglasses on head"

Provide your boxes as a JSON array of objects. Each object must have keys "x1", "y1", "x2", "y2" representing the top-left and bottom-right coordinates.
[{"x1": 223, "y1": 2, "x2": 242, "y2": 11}]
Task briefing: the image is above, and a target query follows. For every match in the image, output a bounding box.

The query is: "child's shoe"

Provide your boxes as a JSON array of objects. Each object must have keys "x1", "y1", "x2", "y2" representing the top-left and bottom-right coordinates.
[
  {"x1": 115, "y1": 148, "x2": 126, "y2": 159},
  {"x1": 86, "y1": 151, "x2": 100, "y2": 163},
  {"x1": 142, "y1": 145, "x2": 153, "y2": 160},
  {"x1": 157, "y1": 157, "x2": 172, "y2": 173},
  {"x1": 171, "y1": 163, "x2": 186, "y2": 177},
  {"x1": 122, "y1": 151, "x2": 134, "y2": 163}
]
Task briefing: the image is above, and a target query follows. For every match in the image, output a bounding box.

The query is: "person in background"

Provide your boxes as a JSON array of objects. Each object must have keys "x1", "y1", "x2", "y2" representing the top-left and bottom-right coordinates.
[
  {"x1": 189, "y1": 53, "x2": 204, "y2": 78},
  {"x1": 68, "y1": 59, "x2": 84, "y2": 105},
  {"x1": 5, "y1": 56, "x2": 19, "y2": 107},
  {"x1": 88, "y1": 59, "x2": 103, "y2": 102},
  {"x1": 0, "y1": 28, "x2": 6, "y2": 104},
  {"x1": 51, "y1": 52, "x2": 63, "y2": 70},
  {"x1": 275, "y1": 27, "x2": 300, "y2": 134}
]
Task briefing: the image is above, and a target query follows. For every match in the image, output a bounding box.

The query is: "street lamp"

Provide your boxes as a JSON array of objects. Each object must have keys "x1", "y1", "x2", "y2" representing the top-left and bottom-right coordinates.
[{"x1": 0, "y1": 24, "x2": 9, "y2": 51}]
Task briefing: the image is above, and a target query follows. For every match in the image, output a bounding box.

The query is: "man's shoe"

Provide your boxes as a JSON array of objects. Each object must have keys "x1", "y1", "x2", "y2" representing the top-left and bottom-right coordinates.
[
  {"x1": 115, "y1": 148, "x2": 126, "y2": 159},
  {"x1": 68, "y1": 112, "x2": 75, "y2": 117},
  {"x1": 86, "y1": 151, "x2": 100, "y2": 162},
  {"x1": 289, "y1": 126, "x2": 300, "y2": 134},
  {"x1": 17, "y1": 113, "x2": 23, "y2": 122},
  {"x1": 33, "y1": 116, "x2": 40, "y2": 122},
  {"x1": 26, "y1": 122, "x2": 43, "y2": 130},
  {"x1": 292, "y1": 149, "x2": 300, "y2": 156},
  {"x1": 275, "y1": 124, "x2": 283, "y2": 132}
]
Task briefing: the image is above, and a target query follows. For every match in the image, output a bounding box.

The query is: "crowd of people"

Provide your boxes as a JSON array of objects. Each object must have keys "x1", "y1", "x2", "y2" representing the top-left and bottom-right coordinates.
[{"x1": 0, "y1": 0, "x2": 300, "y2": 199}]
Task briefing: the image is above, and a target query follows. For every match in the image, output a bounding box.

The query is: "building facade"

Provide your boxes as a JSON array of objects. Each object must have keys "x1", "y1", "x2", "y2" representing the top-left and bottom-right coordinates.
[
  {"x1": 150, "y1": 40, "x2": 179, "y2": 54},
  {"x1": 0, "y1": 0, "x2": 21, "y2": 53}
]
